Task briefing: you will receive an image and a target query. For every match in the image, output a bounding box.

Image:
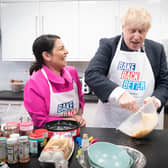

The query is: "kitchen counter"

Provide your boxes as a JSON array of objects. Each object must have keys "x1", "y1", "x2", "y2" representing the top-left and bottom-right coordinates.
[
  {"x1": 0, "y1": 90, "x2": 23, "y2": 100},
  {"x1": 7, "y1": 127, "x2": 168, "y2": 168},
  {"x1": 0, "y1": 90, "x2": 98, "y2": 102}
]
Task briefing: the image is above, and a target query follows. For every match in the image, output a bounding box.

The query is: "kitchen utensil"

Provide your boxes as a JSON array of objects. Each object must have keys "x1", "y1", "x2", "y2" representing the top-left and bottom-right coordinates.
[
  {"x1": 87, "y1": 142, "x2": 133, "y2": 168},
  {"x1": 118, "y1": 101, "x2": 158, "y2": 138},
  {"x1": 44, "y1": 120, "x2": 80, "y2": 137},
  {"x1": 77, "y1": 144, "x2": 146, "y2": 168}
]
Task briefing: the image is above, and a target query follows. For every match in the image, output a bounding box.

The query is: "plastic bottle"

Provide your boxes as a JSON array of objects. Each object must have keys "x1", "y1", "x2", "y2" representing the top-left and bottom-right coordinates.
[
  {"x1": 7, "y1": 138, "x2": 18, "y2": 164},
  {"x1": 19, "y1": 136, "x2": 30, "y2": 163},
  {"x1": 82, "y1": 133, "x2": 89, "y2": 151},
  {"x1": 79, "y1": 133, "x2": 89, "y2": 166},
  {"x1": 29, "y1": 132, "x2": 44, "y2": 157}
]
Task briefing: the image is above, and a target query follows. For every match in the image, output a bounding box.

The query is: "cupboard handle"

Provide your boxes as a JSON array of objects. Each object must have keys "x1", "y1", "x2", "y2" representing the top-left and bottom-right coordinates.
[
  {"x1": 42, "y1": 16, "x2": 44, "y2": 34},
  {"x1": 35, "y1": 16, "x2": 38, "y2": 36}
]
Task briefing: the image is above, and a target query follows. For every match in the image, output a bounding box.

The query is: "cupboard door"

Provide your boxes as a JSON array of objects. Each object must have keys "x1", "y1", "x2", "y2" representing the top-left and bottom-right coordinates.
[
  {"x1": 0, "y1": 2, "x2": 38, "y2": 61},
  {"x1": 40, "y1": 1, "x2": 79, "y2": 61},
  {"x1": 79, "y1": 1, "x2": 119, "y2": 61}
]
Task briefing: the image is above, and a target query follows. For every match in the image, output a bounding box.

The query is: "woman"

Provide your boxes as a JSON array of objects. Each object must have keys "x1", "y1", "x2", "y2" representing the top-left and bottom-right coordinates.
[
  {"x1": 85, "y1": 7, "x2": 168, "y2": 128},
  {"x1": 24, "y1": 34, "x2": 85, "y2": 128}
]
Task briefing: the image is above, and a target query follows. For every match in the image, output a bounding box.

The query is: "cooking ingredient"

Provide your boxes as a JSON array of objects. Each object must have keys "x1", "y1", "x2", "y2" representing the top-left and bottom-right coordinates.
[
  {"x1": 7, "y1": 138, "x2": 18, "y2": 164},
  {"x1": 20, "y1": 121, "x2": 33, "y2": 136},
  {"x1": 3, "y1": 124, "x2": 19, "y2": 138},
  {"x1": 82, "y1": 133, "x2": 89, "y2": 151},
  {"x1": 79, "y1": 133, "x2": 89, "y2": 166},
  {"x1": 39, "y1": 132, "x2": 74, "y2": 162},
  {"x1": 29, "y1": 133, "x2": 44, "y2": 156},
  {"x1": 34, "y1": 129, "x2": 48, "y2": 146},
  {"x1": 0, "y1": 137, "x2": 7, "y2": 162},
  {"x1": 131, "y1": 112, "x2": 158, "y2": 138},
  {"x1": 19, "y1": 136, "x2": 30, "y2": 163}
]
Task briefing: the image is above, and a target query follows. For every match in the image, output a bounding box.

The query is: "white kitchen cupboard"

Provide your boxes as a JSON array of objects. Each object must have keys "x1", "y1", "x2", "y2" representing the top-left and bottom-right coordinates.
[
  {"x1": 0, "y1": 1, "x2": 79, "y2": 61},
  {"x1": 0, "y1": 1, "x2": 121, "y2": 61},
  {"x1": 0, "y1": 100, "x2": 29, "y2": 124},
  {"x1": 78, "y1": 1, "x2": 120, "y2": 61},
  {"x1": 39, "y1": 1, "x2": 79, "y2": 61},
  {"x1": 0, "y1": 2, "x2": 39, "y2": 61}
]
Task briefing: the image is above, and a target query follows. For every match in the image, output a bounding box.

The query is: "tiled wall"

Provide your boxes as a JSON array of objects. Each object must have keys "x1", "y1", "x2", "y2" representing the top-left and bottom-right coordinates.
[{"x1": 0, "y1": 61, "x2": 89, "y2": 90}]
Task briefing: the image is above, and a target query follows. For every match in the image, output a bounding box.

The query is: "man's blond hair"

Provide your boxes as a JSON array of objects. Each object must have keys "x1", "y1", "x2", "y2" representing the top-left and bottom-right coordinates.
[{"x1": 121, "y1": 7, "x2": 152, "y2": 30}]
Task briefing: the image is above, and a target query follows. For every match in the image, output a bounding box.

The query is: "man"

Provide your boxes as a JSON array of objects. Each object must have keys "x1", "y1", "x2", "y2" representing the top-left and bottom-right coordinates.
[{"x1": 85, "y1": 7, "x2": 168, "y2": 128}]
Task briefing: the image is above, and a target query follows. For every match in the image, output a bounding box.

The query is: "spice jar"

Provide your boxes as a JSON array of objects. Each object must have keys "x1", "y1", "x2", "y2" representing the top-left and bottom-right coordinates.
[
  {"x1": 3, "y1": 124, "x2": 19, "y2": 138},
  {"x1": 29, "y1": 132, "x2": 44, "y2": 156},
  {"x1": 7, "y1": 138, "x2": 18, "y2": 164},
  {"x1": 19, "y1": 136, "x2": 30, "y2": 163},
  {"x1": 34, "y1": 129, "x2": 48, "y2": 146},
  {"x1": 7, "y1": 121, "x2": 20, "y2": 129},
  {"x1": 10, "y1": 133, "x2": 20, "y2": 140},
  {"x1": 0, "y1": 137, "x2": 7, "y2": 162},
  {"x1": 10, "y1": 133, "x2": 20, "y2": 159},
  {"x1": 20, "y1": 121, "x2": 33, "y2": 136}
]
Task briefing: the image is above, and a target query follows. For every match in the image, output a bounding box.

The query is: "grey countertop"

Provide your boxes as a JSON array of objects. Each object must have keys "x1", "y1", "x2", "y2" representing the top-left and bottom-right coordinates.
[{"x1": 0, "y1": 90, "x2": 98, "y2": 103}]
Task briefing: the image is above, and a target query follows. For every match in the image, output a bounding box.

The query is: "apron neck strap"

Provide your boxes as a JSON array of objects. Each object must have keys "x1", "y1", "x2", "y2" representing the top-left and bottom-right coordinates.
[{"x1": 41, "y1": 68, "x2": 53, "y2": 93}]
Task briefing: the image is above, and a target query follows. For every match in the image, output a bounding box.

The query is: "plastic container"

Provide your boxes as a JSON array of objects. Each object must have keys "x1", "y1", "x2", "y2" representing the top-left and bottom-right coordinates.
[
  {"x1": 34, "y1": 129, "x2": 48, "y2": 146},
  {"x1": 7, "y1": 138, "x2": 18, "y2": 164},
  {"x1": 9, "y1": 133, "x2": 20, "y2": 160},
  {"x1": 29, "y1": 133, "x2": 44, "y2": 156},
  {"x1": 82, "y1": 133, "x2": 89, "y2": 151},
  {"x1": 7, "y1": 121, "x2": 20, "y2": 128},
  {"x1": 19, "y1": 136, "x2": 30, "y2": 163},
  {"x1": 0, "y1": 137, "x2": 7, "y2": 162},
  {"x1": 20, "y1": 121, "x2": 33, "y2": 136},
  {"x1": 118, "y1": 101, "x2": 158, "y2": 138},
  {"x1": 10, "y1": 133, "x2": 20, "y2": 140}
]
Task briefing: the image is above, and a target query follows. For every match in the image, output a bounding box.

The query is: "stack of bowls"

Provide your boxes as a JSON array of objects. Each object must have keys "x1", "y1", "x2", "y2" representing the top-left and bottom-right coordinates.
[{"x1": 88, "y1": 142, "x2": 133, "y2": 168}]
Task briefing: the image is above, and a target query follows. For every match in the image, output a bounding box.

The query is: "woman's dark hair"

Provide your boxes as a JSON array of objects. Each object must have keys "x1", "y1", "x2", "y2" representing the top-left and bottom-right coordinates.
[{"x1": 29, "y1": 34, "x2": 60, "y2": 75}]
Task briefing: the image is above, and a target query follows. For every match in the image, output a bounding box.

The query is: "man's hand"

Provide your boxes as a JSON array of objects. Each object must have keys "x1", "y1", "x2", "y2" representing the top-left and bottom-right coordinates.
[
  {"x1": 118, "y1": 91, "x2": 139, "y2": 112},
  {"x1": 144, "y1": 96, "x2": 160, "y2": 110}
]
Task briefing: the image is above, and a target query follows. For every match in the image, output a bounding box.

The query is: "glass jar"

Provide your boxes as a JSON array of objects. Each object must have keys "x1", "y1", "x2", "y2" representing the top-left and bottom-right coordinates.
[
  {"x1": 19, "y1": 136, "x2": 30, "y2": 163},
  {"x1": 3, "y1": 124, "x2": 19, "y2": 138},
  {"x1": 0, "y1": 137, "x2": 7, "y2": 162},
  {"x1": 20, "y1": 121, "x2": 33, "y2": 136}
]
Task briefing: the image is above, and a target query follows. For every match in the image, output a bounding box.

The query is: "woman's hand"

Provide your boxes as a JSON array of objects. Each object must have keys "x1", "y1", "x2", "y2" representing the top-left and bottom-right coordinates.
[
  {"x1": 118, "y1": 91, "x2": 139, "y2": 112},
  {"x1": 73, "y1": 114, "x2": 86, "y2": 127},
  {"x1": 65, "y1": 114, "x2": 86, "y2": 127}
]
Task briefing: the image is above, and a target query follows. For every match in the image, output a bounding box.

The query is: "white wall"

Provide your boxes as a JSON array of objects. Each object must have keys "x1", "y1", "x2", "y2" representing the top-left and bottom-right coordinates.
[{"x1": 0, "y1": 61, "x2": 88, "y2": 90}]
